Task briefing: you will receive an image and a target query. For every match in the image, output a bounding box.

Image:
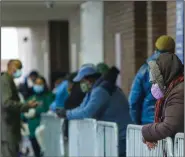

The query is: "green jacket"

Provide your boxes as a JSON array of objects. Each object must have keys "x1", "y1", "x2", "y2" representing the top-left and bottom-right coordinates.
[{"x1": 21, "y1": 92, "x2": 55, "y2": 138}]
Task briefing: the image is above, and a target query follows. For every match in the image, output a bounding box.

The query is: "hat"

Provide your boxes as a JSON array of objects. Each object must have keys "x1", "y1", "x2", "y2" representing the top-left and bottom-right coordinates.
[
  {"x1": 148, "y1": 60, "x2": 165, "y2": 90},
  {"x1": 96, "y1": 63, "x2": 109, "y2": 75},
  {"x1": 155, "y1": 35, "x2": 175, "y2": 53},
  {"x1": 73, "y1": 66, "x2": 97, "y2": 82}
]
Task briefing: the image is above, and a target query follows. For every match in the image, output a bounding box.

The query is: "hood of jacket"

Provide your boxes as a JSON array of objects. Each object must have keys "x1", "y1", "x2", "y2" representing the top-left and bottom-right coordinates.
[{"x1": 149, "y1": 52, "x2": 183, "y2": 88}]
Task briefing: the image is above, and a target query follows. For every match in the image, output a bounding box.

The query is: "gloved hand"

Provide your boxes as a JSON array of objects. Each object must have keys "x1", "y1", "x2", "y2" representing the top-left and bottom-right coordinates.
[
  {"x1": 56, "y1": 108, "x2": 66, "y2": 118},
  {"x1": 24, "y1": 108, "x2": 36, "y2": 118}
]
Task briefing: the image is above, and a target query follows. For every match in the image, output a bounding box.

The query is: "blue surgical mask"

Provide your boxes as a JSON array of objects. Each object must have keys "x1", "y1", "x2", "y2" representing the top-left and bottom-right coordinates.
[
  {"x1": 33, "y1": 85, "x2": 44, "y2": 94},
  {"x1": 13, "y1": 69, "x2": 22, "y2": 78}
]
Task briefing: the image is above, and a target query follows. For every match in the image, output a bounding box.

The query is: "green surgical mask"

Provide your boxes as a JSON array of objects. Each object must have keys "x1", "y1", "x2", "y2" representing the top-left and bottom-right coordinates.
[{"x1": 80, "y1": 82, "x2": 90, "y2": 93}]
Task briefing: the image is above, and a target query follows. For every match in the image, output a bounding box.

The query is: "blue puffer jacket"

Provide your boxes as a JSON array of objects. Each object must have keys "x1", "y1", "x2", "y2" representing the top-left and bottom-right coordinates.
[
  {"x1": 66, "y1": 79, "x2": 132, "y2": 155},
  {"x1": 50, "y1": 80, "x2": 69, "y2": 111},
  {"x1": 129, "y1": 51, "x2": 162, "y2": 125}
]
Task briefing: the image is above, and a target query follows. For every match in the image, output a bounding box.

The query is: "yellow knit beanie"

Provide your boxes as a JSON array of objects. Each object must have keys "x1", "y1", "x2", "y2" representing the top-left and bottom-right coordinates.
[{"x1": 155, "y1": 35, "x2": 175, "y2": 53}]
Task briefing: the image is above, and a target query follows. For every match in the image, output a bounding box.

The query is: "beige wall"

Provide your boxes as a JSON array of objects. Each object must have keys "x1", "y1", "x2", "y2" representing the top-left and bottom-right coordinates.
[
  {"x1": 167, "y1": 1, "x2": 176, "y2": 39},
  {"x1": 103, "y1": 1, "x2": 176, "y2": 96},
  {"x1": 104, "y1": 2, "x2": 136, "y2": 96}
]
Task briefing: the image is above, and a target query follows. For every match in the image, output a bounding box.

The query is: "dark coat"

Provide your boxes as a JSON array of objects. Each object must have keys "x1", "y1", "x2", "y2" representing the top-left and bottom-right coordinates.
[
  {"x1": 142, "y1": 53, "x2": 184, "y2": 142},
  {"x1": 64, "y1": 83, "x2": 85, "y2": 110},
  {"x1": 19, "y1": 77, "x2": 34, "y2": 99}
]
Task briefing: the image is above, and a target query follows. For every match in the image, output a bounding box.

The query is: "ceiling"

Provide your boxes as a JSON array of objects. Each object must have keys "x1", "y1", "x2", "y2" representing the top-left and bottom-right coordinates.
[
  {"x1": 1, "y1": 0, "x2": 85, "y2": 23},
  {"x1": 1, "y1": 0, "x2": 85, "y2": 8}
]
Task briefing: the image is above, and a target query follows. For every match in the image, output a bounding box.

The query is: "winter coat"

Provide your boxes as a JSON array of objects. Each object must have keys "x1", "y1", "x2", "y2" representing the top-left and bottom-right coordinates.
[
  {"x1": 129, "y1": 51, "x2": 162, "y2": 124},
  {"x1": 64, "y1": 82, "x2": 86, "y2": 109},
  {"x1": 21, "y1": 92, "x2": 54, "y2": 138},
  {"x1": 50, "y1": 80, "x2": 69, "y2": 111},
  {"x1": 142, "y1": 53, "x2": 184, "y2": 142},
  {"x1": 66, "y1": 77, "x2": 132, "y2": 155}
]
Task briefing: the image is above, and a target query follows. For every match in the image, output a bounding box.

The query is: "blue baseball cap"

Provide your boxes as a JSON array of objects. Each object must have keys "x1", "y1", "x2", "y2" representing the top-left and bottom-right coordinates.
[{"x1": 73, "y1": 66, "x2": 97, "y2": 82}]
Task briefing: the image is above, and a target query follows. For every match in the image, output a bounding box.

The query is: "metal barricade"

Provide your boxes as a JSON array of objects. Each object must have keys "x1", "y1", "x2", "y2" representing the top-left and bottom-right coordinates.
[
  {"x1": 96, "y1": 121, "x2": 119, "y2": 157},
  {"x1": 126, "y1": 124, "x2": 173, "y2": 157},
  {"x1": 68, "y1": 119, "x2": 98, "y2": 157},
  {"x1": 174, "y1": 133, "x2": 184, "y2": 157},
  {"x1": 41, "y1": 114, "x2": 65, "y2": 157}
]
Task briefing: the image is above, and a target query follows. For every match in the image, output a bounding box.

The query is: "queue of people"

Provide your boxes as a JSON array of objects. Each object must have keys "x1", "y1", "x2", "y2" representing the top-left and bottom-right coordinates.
[{"x1": 1, "y1": 35, "x2": 184, "y2": 157}]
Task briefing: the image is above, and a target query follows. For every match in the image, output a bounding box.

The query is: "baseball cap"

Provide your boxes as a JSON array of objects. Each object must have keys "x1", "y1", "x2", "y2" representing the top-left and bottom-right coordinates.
[{"x1": 73, "y1": 66, "x2": 97, "y2": 82}]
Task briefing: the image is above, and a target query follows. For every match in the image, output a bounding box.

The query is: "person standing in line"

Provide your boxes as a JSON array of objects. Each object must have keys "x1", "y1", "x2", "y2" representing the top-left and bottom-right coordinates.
[
  {"x1": 21, "y1": 76, "x2": 54, "y2": 157},
  {"x1": 56, "y1": 65, "x2": 132, "y2": 157},
  {"x1": 129, "y1": 35, "x2": 176, "y2": 125},
  {"x1": 1, "y1": 59, "x2": 38, "y2": 157},
  {"x1": 142, "y1": 53, "x2": 184, "y2": 152}
]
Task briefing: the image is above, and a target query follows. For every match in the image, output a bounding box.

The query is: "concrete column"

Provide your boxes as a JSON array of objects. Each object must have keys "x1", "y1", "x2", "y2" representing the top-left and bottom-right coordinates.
[{"x1": 80, "y1": 1, "x2": 104, "y2": 66}]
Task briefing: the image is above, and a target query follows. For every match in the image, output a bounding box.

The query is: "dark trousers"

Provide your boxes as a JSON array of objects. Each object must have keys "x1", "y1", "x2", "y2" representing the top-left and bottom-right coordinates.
[
  {"x1": 29, "y1": 137, "x2": 41, "y2": 157},
  {"x1": 64, "y1": 119, "x2": 69, "y2": 138}
]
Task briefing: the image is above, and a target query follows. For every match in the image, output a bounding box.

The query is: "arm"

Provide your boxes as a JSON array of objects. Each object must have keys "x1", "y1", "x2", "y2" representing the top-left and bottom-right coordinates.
[
  {"x1": 35, "y1": 94, "x2": 55, "y2": 116},
  {"x1": 66, "y1": 87, "x2": 110, "y2": 120},
  {"x1": 142, "y1": 91, "x2": 184, "y2": 142},
  {"x1": 1, "y1": 78, "x2": 29, "y2": 112},
  {"x1": 128, "y1": 66, "x2": 146, "y2": 124},
  {"x1": 55, "y1": 81, "x2": 69, "y2": 108}
]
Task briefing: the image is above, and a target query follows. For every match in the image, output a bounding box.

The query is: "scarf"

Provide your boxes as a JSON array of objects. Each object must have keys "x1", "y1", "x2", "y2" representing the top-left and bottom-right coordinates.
[{"x1": 155, "y1": 73, "x2": 184, "y2": 123}]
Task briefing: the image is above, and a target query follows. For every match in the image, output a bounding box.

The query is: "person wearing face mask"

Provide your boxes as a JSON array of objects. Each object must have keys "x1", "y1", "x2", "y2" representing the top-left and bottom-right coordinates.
[
  {"x1": 142, "y1": 53, "x2": 184, "y2": 152},
  {"x1": 1, "y1": 59, "x2": 38, "y2": 157},
  {"x1": 129, "y1": 35, "x2": 176, "y2": 125},
  {"x1": 56, "y1": 65, "x2": 132, "y2": 157},
  {"x1": 21, "y1": 76, "x2": 54, "y2": 157},
  {"x1": 19, "y1": 71, "x2": 39, "y2": 100}
]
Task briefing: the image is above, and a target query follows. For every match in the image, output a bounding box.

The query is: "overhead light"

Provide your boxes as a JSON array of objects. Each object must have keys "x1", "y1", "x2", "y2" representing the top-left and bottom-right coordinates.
[{"x1": 45, "y1": 0, "x2": 55, "y2": 9}]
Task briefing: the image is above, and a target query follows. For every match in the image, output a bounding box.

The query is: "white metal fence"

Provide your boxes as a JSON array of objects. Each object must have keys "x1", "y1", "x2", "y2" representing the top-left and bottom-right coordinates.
[
  {"x1": 126, "y1": 124, "x2": 174, "y2": 157},
  {"x1": 40, "y1": 114, "x2": 65, "y2": 157},
  {"x1": 38, "y1": 115, "x2": 184, "y2": 157},
  {"x1": 174, "y1": 133, "x2": 184, "y2": 157},
  {"x1": 68, "y1": 119, "x2": 98, "y2": 157},
  {"x1": 68, "y1": 119, "x2": 119, "y2": 157},
  {"x1": 96, "y1": 121, "x2": 118, "y2": 157}
]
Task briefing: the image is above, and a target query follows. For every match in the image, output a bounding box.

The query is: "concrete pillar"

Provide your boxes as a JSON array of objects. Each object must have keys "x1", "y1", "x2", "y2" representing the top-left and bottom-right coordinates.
[{"x1": 80, "y1": 1, "x2": 104, "y2": 66}]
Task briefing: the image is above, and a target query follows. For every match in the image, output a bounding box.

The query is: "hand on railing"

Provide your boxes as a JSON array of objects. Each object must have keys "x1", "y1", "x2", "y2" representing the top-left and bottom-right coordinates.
[
  {"x1": 142, "y1": 136, "x2": 157, "y2": 150},
  {"x1": 56, "y1": 107, "x2": 66, "y2": 118},
  {"x1": 146, "y1": 142, "x2": 158, "y2": 150}
]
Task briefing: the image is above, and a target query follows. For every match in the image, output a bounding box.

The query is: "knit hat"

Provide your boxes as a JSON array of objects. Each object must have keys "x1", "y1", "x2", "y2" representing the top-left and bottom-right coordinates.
[
  {"x1": 96, "y1": 63, "x2": 109, "y2": 75},
  {"x1": 155, "y1": 35, "x2": 175, "y2": 53}
]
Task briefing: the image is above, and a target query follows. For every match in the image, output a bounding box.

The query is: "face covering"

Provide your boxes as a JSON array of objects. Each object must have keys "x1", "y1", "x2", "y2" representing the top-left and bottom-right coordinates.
[
  {"x1": 13, "y1": 69, "x2": 22, "y2": 78},
  {"x1": 80, "y1": 82, "x2": 91, "y2": 93},
  {"x1": 151, "y1": 83, "x2": 164, "y2": 99},
  {"x1": 33, "y1": 85, "x2": 44, "y2": 94}
]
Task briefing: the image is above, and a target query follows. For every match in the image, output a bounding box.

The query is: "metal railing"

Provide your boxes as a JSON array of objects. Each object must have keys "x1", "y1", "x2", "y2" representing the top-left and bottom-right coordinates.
[
  {"x1": 68, "y1": 119, "x2": 98, "y2": 157},
  {"x1": 37, "y1": 115, "x2": 184, "y2": 157},
  {"x1": 126, "y1": 124, "x2": 174, "y2": 157},
  {"x1": 174, "y1": 133, "x2": 184, "y2": 157},
  {"x1": 96, "y1": 121, "x2": 118, "y2": 157},
  {"x1": 40, "y1": 114, "x2": 65, "y2": 157}
]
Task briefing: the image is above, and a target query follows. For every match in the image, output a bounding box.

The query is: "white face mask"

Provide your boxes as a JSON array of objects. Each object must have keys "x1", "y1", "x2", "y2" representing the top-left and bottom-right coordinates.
[{"x1": 27, "y1": 78, "x2": 34, "y2": 88}]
